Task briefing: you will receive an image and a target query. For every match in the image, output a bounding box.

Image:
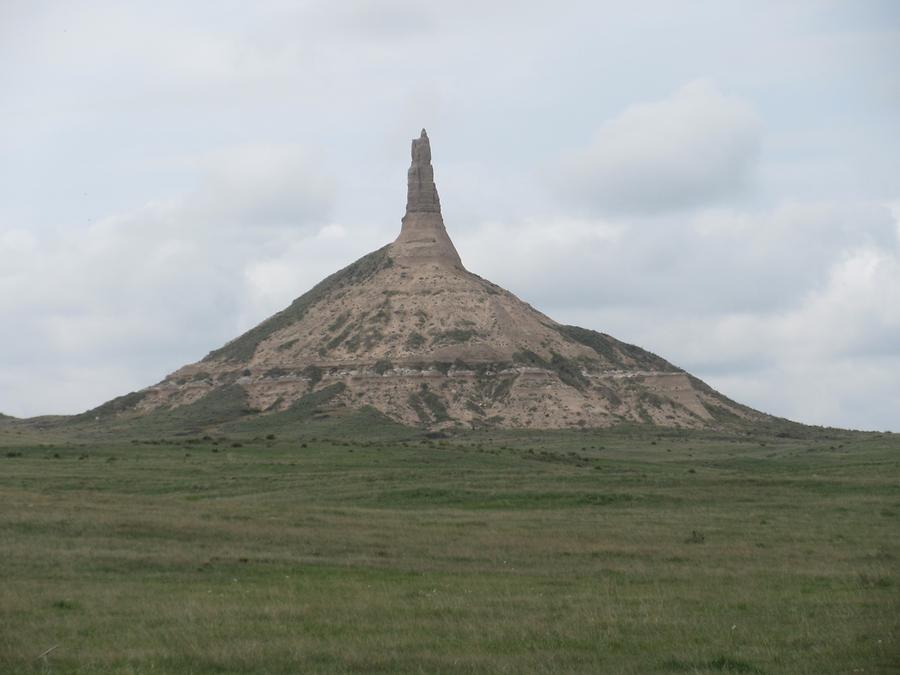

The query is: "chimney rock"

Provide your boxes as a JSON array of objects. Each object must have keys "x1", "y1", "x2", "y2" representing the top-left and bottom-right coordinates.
[
  {"x1": 406, "y1": 129, "x2": 441, "y2": 214},
  {"x1": 394, "y1": 129, "x2": 462, "y2": 268}
]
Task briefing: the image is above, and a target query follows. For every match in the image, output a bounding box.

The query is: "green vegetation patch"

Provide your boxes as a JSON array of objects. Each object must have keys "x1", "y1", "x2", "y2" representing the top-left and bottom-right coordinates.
[
  {"x1": 595, "y1": 383, "x2": 622, "y2": 407},
  {"x1": 370, "y1": 301, "x2": 392, "y2": 324},
  {"x1": 487, "y1": 375, "x2": 516, "y2": 401},
  {"x1": 327, "y1": 312, "x2": 351, "y2": 333},
  {"x1": 513, "y1": 350, "x2": 588, "y2": 390},
  {"x1": 465, "y1": 399, "x2": 485, "y2": 416},
  {"x1": 302, "y1": 365, "x2": 323, "y2": 388},
  {"x1": 287, "y1": 382, "x2": 347, "y2": 419},
  {"x1": 147, "y1": 384, "x2": 254, "y2": 431},
  {"x1": 370, "y1": 488, "x2": 642, "y2": 510},
  {"x1": 661, "y1": 655, "x2": 764, "y2": 673},
  {"x1": 551, "y1": 324, "x2": 679, "y2": 372},
  {"x1": 434, "y1": 362, "x2": 453, "y2": 376},
  {"x1": 373, "y1": 360, "x2": 394, "y2": 375},
  {"x1": 326, "y1": 324, "x2": 355, "y2": 351},
  {"x1": 407, "y1": 393, "x2": 430, "y2": 425},
  {"x1": 171, "y1": 383, "x2": 253, "y2": 423},
  {"x1": 431, "y1": 328, "x2": 477, "y2": 345},
  {"x1": 420, "y1": 387, "x2": 449, "y2": 422},
  {"x1": 408, "y1": 385, "x2": 450, "y2": 425},
  {"x1": 75, "y1": 390, "x2": 148, "y2": 421},
  {"x1": 405, "y1": 331, "x2": 426, "y2": 350},
  {"x1": 706, "y1": 403, "x2": 745, "y2": 423},
  {"x1": 276, "y1": 338, "x2": 298, "y2": 352},
  {"x1": 639, "y1": 390, "x2": 666, "y2": 407}
]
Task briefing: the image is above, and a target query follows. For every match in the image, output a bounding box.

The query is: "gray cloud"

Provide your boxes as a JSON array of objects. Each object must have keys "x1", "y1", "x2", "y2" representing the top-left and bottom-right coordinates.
[
  {"x1": 459, "y1": 200, "x2": 898, "y2": 315},
  {"x1": 188, "y1": 144, "x2": 334, "y2": 228},
  {"x1": 559, "y1": 81, "x2": 761, "y2": 215},
  {"x1": 316, "y1": 0, "x2": 437, "y2": 40}
]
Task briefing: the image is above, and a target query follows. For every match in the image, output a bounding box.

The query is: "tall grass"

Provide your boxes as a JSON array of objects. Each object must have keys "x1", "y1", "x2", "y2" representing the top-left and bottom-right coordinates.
[{"x1": 0, "y1": 425, "x2": 897, "y2": 673}]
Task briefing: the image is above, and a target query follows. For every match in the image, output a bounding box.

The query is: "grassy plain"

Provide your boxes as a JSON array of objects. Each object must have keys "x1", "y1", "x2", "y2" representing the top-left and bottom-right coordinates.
[{"x1": 0, "y1": 414, "x2": 898, "y2": 673}]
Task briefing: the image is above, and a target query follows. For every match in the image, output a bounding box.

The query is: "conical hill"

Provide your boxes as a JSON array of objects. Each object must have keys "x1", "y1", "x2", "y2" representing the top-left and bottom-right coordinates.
[{"x1": 110, "y1": 129, "x2": 767, "y2": 430}]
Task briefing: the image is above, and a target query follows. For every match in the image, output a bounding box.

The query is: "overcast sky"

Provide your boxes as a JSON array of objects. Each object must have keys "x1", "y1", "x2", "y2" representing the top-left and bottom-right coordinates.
[{"x1": 1, "y1": 1, "x2": 898, "y2": 430}]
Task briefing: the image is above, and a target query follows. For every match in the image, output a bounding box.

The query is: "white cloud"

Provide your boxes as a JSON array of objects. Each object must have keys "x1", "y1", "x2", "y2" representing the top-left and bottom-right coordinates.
[
  {"x1": 774, "y1": 246, "x2": 900, "y2": 360},
  {"x1": 560, "y1": 81, "x2": 761, "y2": 214}
]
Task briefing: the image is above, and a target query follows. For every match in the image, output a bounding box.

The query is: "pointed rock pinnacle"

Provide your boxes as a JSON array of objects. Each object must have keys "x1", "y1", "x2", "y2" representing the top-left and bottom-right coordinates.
[
  {"x1": 406, "y1": 129, "x2": 441, "y2": 214},
  {"x1": 394, "y1": 129, "x2": 462, "y2": 268}
]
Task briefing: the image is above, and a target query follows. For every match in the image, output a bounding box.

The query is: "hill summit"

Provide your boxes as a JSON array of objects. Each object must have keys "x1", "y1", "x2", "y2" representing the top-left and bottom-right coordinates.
[{"x1": 118, "y1": 129, "x2": 764, "y2": 430}]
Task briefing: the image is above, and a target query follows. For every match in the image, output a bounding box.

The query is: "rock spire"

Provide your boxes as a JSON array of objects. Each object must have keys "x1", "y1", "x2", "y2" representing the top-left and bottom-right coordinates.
[
  {"x1": 406, "y1": 129, "x2": 441, "y2": 214},
  {"x1": 394, "y1": 128, "x2": 462, "y2": 268}
]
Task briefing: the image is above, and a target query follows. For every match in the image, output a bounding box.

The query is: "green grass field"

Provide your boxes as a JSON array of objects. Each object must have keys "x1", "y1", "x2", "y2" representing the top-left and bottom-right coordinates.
[{"x1": 1, "y1": 415, "x2": 898, "y2": 673}]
